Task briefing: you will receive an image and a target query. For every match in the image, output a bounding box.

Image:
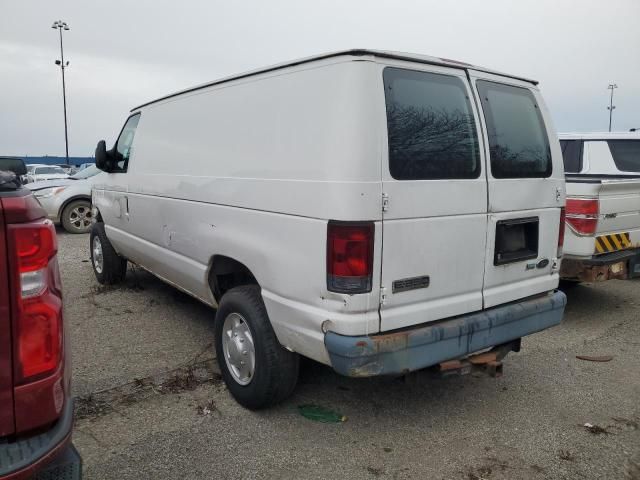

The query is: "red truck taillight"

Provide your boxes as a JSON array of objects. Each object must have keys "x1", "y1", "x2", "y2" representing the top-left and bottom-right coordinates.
[
  {"x1": 565, "y1": 198, "x2": 599, "y2": 235},
  {"x1": 327, "y1": 221, "x2": 374, "y2": 293},
  {"x1": 8, "y1": 219, "x2": 63, "y2": 383}
]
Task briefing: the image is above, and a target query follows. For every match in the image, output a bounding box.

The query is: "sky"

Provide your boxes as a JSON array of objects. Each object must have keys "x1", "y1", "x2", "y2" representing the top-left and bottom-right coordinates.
[{"x1": 1, "y1": 0, "x2": 639, "y2": 157}]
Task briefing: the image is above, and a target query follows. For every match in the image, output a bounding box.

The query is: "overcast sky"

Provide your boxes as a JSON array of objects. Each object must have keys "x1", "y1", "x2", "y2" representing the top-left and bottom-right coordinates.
[{"x1": 1, "y1": 0, "x2": 638, "y2": 157}]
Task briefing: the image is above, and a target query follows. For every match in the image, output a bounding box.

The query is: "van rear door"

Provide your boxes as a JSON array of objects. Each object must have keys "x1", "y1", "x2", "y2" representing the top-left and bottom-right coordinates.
[
  {"x1": 378, "y1": 64, "x2": 488, "y2": 332},
  {"x1": 469, "y1": 72, "x2": 565, "y2": 308},
  {"x1": 0, "y1": 203, "x2": 15, "y2": 436}
]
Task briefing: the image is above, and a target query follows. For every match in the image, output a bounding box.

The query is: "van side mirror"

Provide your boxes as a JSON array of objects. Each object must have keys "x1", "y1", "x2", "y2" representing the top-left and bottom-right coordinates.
[{"x1": 95, "y1": 140, "x2": 112, "y2": 172}]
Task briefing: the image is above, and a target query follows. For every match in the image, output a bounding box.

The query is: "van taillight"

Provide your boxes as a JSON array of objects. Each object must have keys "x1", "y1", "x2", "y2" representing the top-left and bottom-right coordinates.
[
  {"x1": 558, "y1": 207, "x2": 566, "y2": 257},
  {"x1": 327, "y1": 221, "x2": 374, "y2": 293},
  {"x1": 565, "y1": 198, "x2": 599, "y2": 235},
  {"x1": 8, "y1": 219, "x2": 63, "y2": 383}
]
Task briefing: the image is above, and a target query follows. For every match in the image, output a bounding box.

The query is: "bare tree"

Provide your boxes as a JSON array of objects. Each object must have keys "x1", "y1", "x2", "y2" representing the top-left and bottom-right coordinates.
[{"x1": 387, "y1": 103, "x2": 479, "y2": 179}]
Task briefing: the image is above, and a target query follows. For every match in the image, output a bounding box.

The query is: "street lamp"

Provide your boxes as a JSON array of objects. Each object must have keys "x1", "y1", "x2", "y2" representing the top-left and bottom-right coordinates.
[
  {"x1": 51, "y1": 20, "x2": 71, "y2": 164},
  {"x1": 607, "y1": 83, "x2": 617, "y2": 133}
]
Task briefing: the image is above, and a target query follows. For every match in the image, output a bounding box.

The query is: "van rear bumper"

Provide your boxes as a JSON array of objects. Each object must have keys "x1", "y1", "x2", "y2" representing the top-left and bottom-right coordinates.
[{"x1": 324, "y1": 290, "x2": 566, "y2": 377}]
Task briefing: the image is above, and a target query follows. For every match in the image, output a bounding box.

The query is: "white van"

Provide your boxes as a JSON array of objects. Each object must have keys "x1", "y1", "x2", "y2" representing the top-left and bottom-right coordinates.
[{"x1": 91, "y1": 50, "x2": 567, "y2": 409}]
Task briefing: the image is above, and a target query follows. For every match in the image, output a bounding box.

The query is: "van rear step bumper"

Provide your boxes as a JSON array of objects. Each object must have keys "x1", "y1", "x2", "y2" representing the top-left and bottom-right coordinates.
[{"x1": 324, "y1": 290, "x2": 566, "y2": 377}]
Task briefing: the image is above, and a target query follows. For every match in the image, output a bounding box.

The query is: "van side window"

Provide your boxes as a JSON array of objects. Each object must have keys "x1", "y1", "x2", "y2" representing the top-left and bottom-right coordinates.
[
  {"x1": 608, "y1": 140, "x2": 640, "y2": 172},
  {"x1": 477, "y1": 81, "x2": 551, "y2": 178},
  {"x1": 383, "y1": 68, "x2": 480, "y2": 180},
  {"x1": 560, "y1": 140, "x2": 583, "y2": 173},
  {"x1": 114, "y1": 114, "x2": 141, "y2": 172}
]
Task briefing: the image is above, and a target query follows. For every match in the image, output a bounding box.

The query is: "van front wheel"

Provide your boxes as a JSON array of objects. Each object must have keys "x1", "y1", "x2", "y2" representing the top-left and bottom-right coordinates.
[
  {"x1": 90, "y1": 222, "x2": 127, "y2": 285},
  {"x1": 214, "y1": 285, "x2": 299, "y2": 409}
]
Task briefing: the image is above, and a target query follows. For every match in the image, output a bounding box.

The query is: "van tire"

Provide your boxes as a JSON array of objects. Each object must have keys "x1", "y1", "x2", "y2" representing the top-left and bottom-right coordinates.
[
  {"x1": 90, "y1": 222, "x2": 127, "y2": 285},
  {"x1": 214, "y1": 285, "x2": 299, "y2": 409}
]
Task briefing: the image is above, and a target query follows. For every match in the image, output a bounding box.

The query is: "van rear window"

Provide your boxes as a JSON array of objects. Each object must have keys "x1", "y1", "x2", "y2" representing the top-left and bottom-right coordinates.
[
  {"x1": 383, "y1": 68, "x2": 480, "y2": 180},
  {"x1": 477, "y1": 81, "x2": 551, "y2": 178},
  {"x1": 608, "y1": 140, "x2": 640, "y2": 172}
]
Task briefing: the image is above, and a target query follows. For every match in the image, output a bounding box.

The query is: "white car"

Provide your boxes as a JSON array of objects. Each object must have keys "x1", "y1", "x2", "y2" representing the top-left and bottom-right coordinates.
[
  {"x1": 559, "y1": 132, "x2": 640, "y2": 281},
  {"x1": 27, "y1": 165, "x2": 103, "y2": 233},
  {"x1": 25, "y1": 164, "x2": 69, "y2": 183},
  {"x1": 91, "y1": 50, "x2": 567, "y2": 409}
]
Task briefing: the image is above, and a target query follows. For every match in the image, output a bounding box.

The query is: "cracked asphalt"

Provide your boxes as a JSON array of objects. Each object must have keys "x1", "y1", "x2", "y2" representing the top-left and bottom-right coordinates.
[{"x1": 57, "y1": 228, "x2": 640, "y2": 479}]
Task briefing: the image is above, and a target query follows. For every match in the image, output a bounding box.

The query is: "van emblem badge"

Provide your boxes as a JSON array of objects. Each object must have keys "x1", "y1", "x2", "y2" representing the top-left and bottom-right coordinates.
[{"x1": 537, "y1": 258, "x2": 550, "y2": 269}]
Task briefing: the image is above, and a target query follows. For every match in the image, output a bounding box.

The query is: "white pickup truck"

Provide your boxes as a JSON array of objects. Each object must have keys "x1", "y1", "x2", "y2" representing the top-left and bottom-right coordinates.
[{"x1": 559, "y1": 132, "x2": 640, "y2": 281}]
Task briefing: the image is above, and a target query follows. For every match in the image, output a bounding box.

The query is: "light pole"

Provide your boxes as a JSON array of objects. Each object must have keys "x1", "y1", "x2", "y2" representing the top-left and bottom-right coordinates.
[
  {"x1": 52, "y1": 20, "x2": 70, "y2": 164},
  {"x1": 607, "y1": 83, "x2": 617, "y2": 132}
]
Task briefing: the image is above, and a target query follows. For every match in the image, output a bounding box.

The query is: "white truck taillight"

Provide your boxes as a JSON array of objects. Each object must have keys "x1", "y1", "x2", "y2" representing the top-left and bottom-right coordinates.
[
  {"x1": 7, "y1": 218, "x2": 63, "y2": 383},
  {"x1": 326, "y1": 221, "x2": 374, "y2": 293},
  {"x1": 566, "y1": 198, "x2": 599, "y2": 235}
]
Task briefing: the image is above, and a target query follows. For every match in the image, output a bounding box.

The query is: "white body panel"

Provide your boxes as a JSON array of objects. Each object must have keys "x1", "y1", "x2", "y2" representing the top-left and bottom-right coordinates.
[
  {"x1": 563, "y1": 179, "x2": 640, "y2": 258},
  {"x1": 469, "y1": 70, "x2": 564, "y2": 309},
  {"x1": 559, "y1": 132, "x2": 640, "y2": 175},
  {"x1": 376, "y1": 60, "x2": 488, "y2": 331},
  {"x1": 93, "y1": 51, "x2": 562, "y2": 366},
  {"x1": 560, "y1": 133, "x2": 640, "y2": 259}
]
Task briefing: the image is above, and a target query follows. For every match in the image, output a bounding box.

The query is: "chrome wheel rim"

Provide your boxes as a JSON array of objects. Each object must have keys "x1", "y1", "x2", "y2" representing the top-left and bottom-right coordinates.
[
  {"x1": 222, "y1": 313, "x2": 255, "y2": 385},
  {"x1": 69, "y1": 204, "x2": 92, "y2": 232},
  {"x1": 92, "y1": 236, "x2": 104, "y2": 274}
]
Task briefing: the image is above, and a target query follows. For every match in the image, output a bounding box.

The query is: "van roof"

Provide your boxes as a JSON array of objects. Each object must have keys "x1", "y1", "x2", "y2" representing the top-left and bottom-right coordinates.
[
  {"x1": 131, "y1": 49, "x2": 538, "y2": 112},
  {"x1": 559, "y1": 132, "x2": 640, "y2": 140}
]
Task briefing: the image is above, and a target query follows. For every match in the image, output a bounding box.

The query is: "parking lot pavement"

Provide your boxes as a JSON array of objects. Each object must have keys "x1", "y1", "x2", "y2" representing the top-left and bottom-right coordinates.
[{"x1": 59, "y1": 229, "x2": 640, "y2": 479}]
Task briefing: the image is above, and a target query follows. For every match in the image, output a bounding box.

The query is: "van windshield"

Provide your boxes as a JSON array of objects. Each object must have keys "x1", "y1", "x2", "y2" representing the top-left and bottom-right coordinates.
[{"x1": 477, "y1": 81, "x2": 551, "y2": 178}]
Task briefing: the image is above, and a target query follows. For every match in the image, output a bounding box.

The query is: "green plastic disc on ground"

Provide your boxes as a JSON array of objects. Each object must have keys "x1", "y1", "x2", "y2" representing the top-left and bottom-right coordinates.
[{"x1": 298, "y1": 404, "x2": 347, "y2": 423}]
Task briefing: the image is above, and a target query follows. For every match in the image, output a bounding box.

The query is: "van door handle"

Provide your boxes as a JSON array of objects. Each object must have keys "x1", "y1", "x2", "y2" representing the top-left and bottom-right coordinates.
[{"x1": 124, "y1": 195, "x2": 130, "y2": 220}]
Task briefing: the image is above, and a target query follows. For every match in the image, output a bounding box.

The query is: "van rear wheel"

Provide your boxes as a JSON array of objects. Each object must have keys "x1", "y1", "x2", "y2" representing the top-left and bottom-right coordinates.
[
  {"x1": 214, "y1": 285, "x2": 299, "y2": 409},
  {"x1": 90, "y1": 222, "x2": 127, "y2": 285}
]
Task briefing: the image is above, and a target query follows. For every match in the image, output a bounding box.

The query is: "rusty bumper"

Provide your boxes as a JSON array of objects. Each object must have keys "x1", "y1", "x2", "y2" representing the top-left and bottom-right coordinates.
[
  {"x1": 560, "y1": 248, "x2": 640, "y2": 282},
  {"x1": 324, "y1": 291, "x2": 566, "y2": 378}
]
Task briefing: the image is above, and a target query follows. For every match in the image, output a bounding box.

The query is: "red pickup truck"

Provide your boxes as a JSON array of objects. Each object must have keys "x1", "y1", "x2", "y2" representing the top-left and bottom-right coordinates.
[{"x1": 0, "y1": 159, "x2": 81, "y2": 479}]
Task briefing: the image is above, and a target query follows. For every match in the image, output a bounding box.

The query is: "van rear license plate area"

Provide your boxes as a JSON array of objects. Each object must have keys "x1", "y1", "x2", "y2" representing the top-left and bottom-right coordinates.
[{"x1": 494, "y1": 217, "x2": 539, "y2": 266}]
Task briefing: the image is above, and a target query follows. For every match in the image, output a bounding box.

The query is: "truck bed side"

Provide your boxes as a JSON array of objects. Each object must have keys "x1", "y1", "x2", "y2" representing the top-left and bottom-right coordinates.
[{"x1": 564, "y1": 175, "x2": 640, "y2": 258}]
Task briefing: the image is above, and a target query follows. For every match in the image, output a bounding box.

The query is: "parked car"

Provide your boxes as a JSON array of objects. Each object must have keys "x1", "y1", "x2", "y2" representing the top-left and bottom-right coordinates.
[
  {"x1": 25, "y1": 165, "x2": 69, "y2": 184},
  {"x1": 559, "y1": 132, "x2": 640, "y2": 281},
  {"x1": 27, "y1": 165, "x2": 102, "y2": 233},
  {"x1": 55, "y1": 164, "x2": 75, "y2": 175},
  {"x1": 91, "y1": 49, "x2": 567, "y2": 409},
  {"x1": 0, "y1": 159, "x2": 81, "y2": 479}
]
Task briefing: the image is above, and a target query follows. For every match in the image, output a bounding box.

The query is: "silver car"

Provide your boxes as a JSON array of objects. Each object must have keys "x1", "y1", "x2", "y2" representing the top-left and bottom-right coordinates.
[
  {"x1": 27, "y1": 165, "x2": 103, "y2": 233},
  {"x1": 25, "y1": 164, "x2": 70, "y2": 183}
]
